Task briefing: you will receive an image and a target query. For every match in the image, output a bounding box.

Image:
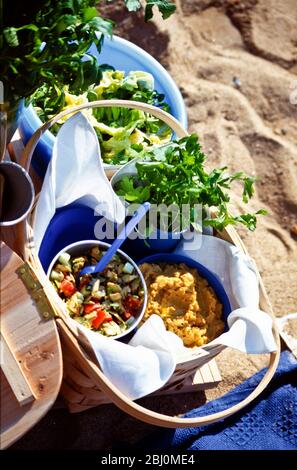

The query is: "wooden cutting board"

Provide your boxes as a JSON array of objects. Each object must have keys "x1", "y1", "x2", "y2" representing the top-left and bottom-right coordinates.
[{"x1": 0, "y1": 242, "x2": 63, "y2": 449}]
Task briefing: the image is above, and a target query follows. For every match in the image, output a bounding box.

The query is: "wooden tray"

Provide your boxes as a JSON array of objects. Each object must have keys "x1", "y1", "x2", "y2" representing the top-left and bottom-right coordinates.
[{"x1": 0, "y1": 242, "x2": 63, "y2": 449}]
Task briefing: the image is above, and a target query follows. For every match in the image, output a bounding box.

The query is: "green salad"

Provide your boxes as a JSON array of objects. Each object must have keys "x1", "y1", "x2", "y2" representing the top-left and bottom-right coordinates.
[{"x1": 30, "y1": 70, "x2": 172, "y2": 165}]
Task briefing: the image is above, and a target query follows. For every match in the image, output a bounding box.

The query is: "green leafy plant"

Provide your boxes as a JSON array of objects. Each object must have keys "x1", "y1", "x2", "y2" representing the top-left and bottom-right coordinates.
[
  {"x1": 115, "y1": 134, "x2": 267, "y2": 231},
  {"x1": 122, "y1": 0, "x2": 176, "y2": 21},
  {"x1": 1, "y1": 1, "x2": 108, "y2": 109},
  {"x1": 0, "y1": 0, "x2": 176, "y2": 110},
  {"x1": 30, "y1": 69, "x2": 172, "y2": 164},
  {"x1": 30, "y1": 69, "x2": 169, "y2": 122}
]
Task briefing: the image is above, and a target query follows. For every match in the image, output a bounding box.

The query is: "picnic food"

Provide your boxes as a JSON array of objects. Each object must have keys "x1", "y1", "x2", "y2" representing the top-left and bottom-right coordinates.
[
  {"x1": 140, "y1": 262, "x2": 224, "y2": 348},
  {"x1": 50, "y1": 246, "x2": 145, "y2": 337},
  {"x1": 30, "y1": 70, "x2": 172, "y2": 165}
]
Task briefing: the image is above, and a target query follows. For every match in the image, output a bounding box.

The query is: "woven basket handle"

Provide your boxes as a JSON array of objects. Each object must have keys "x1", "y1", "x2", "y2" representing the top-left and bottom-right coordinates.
[
  {"x1": 57, "y1": 317, "x2": 280, "y2": 428},
  {"x1": 20, "y1": 100, "x2": 188, "y2": 172}
]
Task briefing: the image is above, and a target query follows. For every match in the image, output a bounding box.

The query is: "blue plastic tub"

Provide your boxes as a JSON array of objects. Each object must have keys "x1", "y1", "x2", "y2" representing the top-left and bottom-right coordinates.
[
  {"x1": 138, "y1": 253, "x2": 232, "y2": 326},
  {"x1": 19, "y1": 35, "x2": 187, "y2": 177}
]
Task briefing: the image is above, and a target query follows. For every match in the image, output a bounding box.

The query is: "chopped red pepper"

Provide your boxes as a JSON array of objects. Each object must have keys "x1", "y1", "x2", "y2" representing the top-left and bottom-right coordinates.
[
  {"x1": 60, "y1": 279, "x2": 76, "y2": 297},
  {"x1": 84, "y1": 303, "x2": 101, "y2": 315},
  {"x1": 123, "y1": 311, "x2": 132, "y2": 320},
  {"x1": 123, "y1": 296, "x2": 141, "y2": 314},
  {"x1": 92, "y1": 310, "x2": 113, "y2": 330}
]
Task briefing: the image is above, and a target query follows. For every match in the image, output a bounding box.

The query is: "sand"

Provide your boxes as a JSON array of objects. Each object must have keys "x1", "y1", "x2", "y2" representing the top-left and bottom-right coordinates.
[{"x1": 11, "y1": 0, "x2": 297, "y2": 449}]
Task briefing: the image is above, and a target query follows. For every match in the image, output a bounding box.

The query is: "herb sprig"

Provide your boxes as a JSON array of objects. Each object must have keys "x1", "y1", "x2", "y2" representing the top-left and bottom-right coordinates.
[{"x1": 115, "y1": 134, "x2": 267, "y2": 231}]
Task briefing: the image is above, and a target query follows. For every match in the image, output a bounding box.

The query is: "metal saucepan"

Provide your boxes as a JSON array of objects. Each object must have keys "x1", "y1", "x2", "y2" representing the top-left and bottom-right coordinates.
[{"x1": 0, "y1": 110, "x2": 35, "y2": 226}]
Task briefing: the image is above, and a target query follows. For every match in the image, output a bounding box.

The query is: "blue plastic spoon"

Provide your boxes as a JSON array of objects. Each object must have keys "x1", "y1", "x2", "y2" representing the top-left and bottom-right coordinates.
[{"x1": 79, "y1": 202, "x2": 150, "y2": 278}]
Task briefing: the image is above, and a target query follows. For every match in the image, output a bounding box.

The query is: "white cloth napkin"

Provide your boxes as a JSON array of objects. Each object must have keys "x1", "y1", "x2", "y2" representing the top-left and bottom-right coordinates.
[
  {"x1": 35, "y1": 113, "x2": 277, "y2": 401},
  {"x1": 77, "y1": 315, "x2": 184, "y2": 399},
  {"x1": 33, "y1": 112, "x2": 126, "y2": 251}
]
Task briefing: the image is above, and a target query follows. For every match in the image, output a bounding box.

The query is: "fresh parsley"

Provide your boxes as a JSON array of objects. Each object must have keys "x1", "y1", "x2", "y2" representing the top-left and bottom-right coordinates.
[
  {"x1": 116, "y1": 175, "x2": 151, "y2": 202},
  {"x1": 115, "y1": 134, "x2": 267, "y2": 231}
]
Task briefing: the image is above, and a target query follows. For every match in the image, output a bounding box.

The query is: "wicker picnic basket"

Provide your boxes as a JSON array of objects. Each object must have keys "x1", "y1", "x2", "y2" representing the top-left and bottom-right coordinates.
[{"x1": 17, "y1": 100, "x2": 280, "y2": 428}]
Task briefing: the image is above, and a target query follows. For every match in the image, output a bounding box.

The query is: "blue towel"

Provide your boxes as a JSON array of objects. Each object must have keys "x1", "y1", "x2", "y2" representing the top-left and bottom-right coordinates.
[{"x1": 143, "y1": 351, "x2": 297, "y2": 450}]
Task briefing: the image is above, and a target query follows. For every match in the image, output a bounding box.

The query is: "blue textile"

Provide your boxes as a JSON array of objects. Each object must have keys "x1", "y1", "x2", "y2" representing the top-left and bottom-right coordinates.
[{"x1": 144, "y1": 351, "x2": 297, "y2": 450}]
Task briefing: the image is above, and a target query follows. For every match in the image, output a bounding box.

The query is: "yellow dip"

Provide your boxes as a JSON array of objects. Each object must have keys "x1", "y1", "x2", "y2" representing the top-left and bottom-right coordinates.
[{"x1": 140, "y1": 262, "x2": 224, "y2": 348}]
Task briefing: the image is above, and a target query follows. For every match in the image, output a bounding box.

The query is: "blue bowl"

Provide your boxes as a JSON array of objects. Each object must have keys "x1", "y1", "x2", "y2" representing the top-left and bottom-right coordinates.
[
  {"x1": 39, "y1": 203, "x2": 112, "y2": 272},
  {"x1": 138, "y1": 253, "x2": 232, "y2": 326},
  {"x1": 19, "y1": 35, "x2": 187, "y2": 178}
]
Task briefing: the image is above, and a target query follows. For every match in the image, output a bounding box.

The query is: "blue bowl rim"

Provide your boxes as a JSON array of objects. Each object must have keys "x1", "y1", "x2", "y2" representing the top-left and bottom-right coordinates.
[{"x1": 137, "y1": 253, "x2": 232, "y2": 326}]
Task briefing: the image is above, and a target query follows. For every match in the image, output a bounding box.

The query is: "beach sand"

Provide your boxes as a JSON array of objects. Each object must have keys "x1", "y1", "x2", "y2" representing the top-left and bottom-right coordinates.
[{"x1": 12, "y1": 0, "x2": 297, "y2": 449}]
